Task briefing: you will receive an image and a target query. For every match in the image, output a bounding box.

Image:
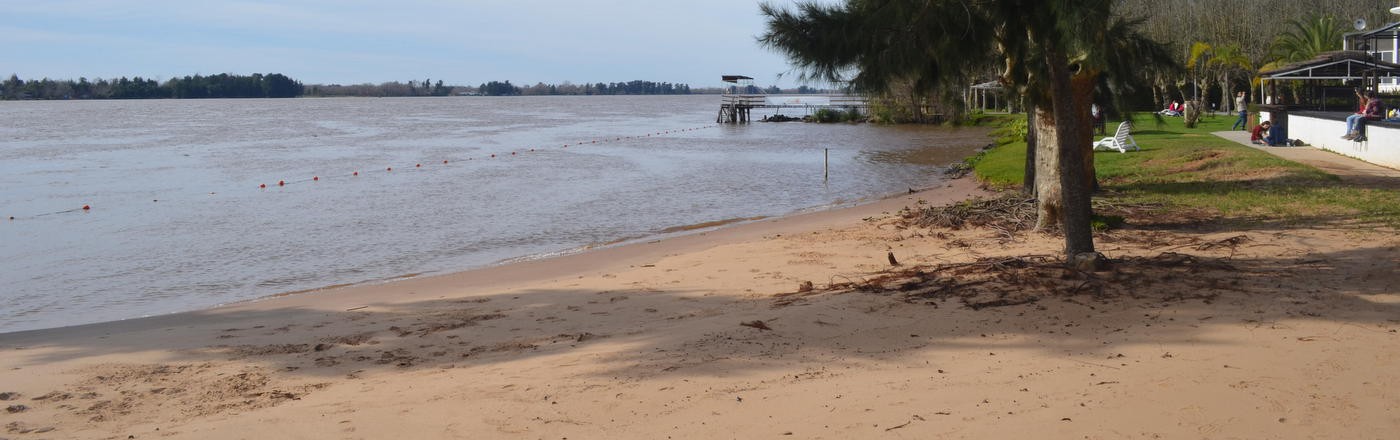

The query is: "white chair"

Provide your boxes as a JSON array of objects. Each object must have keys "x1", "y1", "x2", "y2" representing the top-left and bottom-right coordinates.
[{"x1": 1093, "y1": 121, "x2": 1140, "y2": 153}]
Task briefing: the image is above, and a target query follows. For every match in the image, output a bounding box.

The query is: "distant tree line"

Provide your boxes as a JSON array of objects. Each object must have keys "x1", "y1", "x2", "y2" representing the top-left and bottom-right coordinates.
[
  {"x1": 695, "y1": 85, "x2": 828, "y2": 94},
  {"x1": 478, "y1": 81, "x2": 521, "y2": 96},
  {"x1": 1, "y1": 73, "x2": 303, "y2": 100},
  {"x1": 476, "y1": 80, "x2": 694, "y2": 96},
  {"x1": 3, "y1": 72, "x2": 829, "y2": 99},
  {"x1": 168, "y1": 73, "x2": 302, "y2": 98},
  {"x1": 688, "y1": 85, "x2": 831, "y2": 94},
  {"x1": 305, "y1": 78, "x2": 453, "y2": 97}
]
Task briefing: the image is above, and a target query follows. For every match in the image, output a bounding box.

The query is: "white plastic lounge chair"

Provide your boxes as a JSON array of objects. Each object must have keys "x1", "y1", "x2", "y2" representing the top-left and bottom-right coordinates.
[{"x1": 1092, "y1": 121, "x2": 1140, "y2": 153}]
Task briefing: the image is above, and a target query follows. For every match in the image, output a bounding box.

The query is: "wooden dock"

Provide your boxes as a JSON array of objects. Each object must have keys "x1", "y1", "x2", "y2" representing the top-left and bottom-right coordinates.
[{"x1": 717, "y1": 94, "x2": 868, "y2": 123}]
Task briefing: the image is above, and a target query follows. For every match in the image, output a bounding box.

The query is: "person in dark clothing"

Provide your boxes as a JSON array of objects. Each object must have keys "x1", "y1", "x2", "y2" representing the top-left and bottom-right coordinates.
[{"x1": 1250, "y1": 121, "x2": 1271, "y2": 145}]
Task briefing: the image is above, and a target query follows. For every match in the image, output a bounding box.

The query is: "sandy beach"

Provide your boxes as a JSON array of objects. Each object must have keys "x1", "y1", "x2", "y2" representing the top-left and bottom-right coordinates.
[{"x1": 3, "y1": 175, "x2": 1399, "y2": 439}]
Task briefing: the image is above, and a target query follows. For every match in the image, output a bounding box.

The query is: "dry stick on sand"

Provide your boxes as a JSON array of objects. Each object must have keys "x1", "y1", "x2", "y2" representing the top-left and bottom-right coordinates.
[{"x1": 740, "y1": 320, "x2": 772, "y2": 331}]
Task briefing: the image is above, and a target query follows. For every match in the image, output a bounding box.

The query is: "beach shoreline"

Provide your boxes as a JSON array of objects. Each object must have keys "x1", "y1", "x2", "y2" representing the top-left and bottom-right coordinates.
[
  {"x1": 1, "y1": 95, "x2": 997, "y2": 335},
  {"x1": 0, "y1": 177, "x2": 990, "y2": 343},
  {"x1": 3, "y1": 173, "x2": 1399, "y2": 439}
]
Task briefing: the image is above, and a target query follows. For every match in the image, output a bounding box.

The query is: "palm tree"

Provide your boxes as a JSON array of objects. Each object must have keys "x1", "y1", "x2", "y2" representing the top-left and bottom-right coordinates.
[
  {"x1": 1183, "y1": 41, "x2": 1215, "y2": 127},
  {"x1": 1182, "y1": 41, "x2": 1254, "y2": 126},
  {"x1": 1270, "y1": 13, "x2": 1345, "y2": 64},
  {"x1": 1207, "y1": 43, "x2": 1255, "y2": 112},
  {"x1": 761, "y1": 0, "x2": 1175, "y2": 263}
]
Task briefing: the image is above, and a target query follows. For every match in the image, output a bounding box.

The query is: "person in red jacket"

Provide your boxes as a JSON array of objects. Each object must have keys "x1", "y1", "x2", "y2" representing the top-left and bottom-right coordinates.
[{"x1": 1250, "y1": 120, "x2": 1271, "y2": 145}]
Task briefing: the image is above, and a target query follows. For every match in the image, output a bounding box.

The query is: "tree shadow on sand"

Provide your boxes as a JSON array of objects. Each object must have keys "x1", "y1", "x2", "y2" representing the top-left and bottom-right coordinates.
[{"x1": 2, "y1": 232, "x2": 1397, "y2": 426}]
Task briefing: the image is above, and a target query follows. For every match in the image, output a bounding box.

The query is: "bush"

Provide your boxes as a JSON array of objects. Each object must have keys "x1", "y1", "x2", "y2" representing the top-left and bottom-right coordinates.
[{"x1": 809, "y1": 107, "x2": 864, "y2": 123}]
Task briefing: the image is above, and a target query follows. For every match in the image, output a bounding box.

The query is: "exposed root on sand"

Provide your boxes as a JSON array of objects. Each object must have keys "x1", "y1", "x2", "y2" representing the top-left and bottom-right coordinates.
[
  {"x1": 776, "y1": 251, "x2": 1251, "y2": 310},
  {"x1": 901, "y1": 193, "x2": 1037, "y2": 233}
]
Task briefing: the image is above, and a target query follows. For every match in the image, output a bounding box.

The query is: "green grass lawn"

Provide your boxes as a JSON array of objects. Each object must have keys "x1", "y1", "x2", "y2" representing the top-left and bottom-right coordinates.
[{"x1": 972, "y1": 112, "x2": 1400, "y2": 227}]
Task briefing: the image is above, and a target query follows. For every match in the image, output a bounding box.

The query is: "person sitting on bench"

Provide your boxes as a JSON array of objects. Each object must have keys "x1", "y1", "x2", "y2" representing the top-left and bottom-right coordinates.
[{"x1": 1344, "y1": 90, "x2": 1384, "y2": 141}]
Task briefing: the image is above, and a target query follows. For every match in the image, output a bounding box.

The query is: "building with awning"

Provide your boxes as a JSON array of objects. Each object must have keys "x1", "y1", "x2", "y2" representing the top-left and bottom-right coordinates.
[
  {"x1": 1344, "y1": 20, "x2": 1400, "y2": 91},
  {"x1": 1256, "y1": 49, "x2": 1400, "y2": 170},
  {"x1": 1258, "y1": 50, "x2": 1400, "y2": 110}
]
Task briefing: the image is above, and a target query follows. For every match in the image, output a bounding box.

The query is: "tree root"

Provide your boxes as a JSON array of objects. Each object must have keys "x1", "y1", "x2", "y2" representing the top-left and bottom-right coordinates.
[{"x1": 775, "y1": 251, "x2": 1249, "y2": 310}]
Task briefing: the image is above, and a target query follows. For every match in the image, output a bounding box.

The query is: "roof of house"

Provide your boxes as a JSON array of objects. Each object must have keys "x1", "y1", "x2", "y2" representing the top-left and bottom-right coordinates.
[{"x1": 1344, "y1": 21, "x2": 1400, "y2": 41}]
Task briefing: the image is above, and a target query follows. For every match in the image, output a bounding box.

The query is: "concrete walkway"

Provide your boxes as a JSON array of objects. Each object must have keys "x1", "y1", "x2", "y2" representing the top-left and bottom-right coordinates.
[{"x1": 1212, "y1": 130, "x2": 1400, "y2": 185}]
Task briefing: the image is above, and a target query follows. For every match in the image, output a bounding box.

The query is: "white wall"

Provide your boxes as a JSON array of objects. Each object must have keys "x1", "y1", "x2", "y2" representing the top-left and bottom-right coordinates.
[{"x1": 1276, "y1": 112, "x2": 1400, "y2": 169}]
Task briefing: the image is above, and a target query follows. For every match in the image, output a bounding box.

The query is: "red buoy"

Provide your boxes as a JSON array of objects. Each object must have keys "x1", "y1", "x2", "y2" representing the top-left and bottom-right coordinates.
[
  {"x1": 416, "y1": 163, "x2": 422, "y2": 168},
  {"x1": 443, "y1": 160, "x2": 449, "y2": 164},
  {"x1": 313, "y1": 176, "x2": 319, "y2": 181},
  {"x1": 490, "y1": 154, "x2": 496, "y2": 158},
  {"x1": 511, "y1": 152, "x2": 516, "y2": 155},
  {"x1": 387, "y1": 167, "x2": 392, "y2": 171},
  {"x1": 260, "y1": 183, "x2": 266, "y2": 188},
  {"x1": 278, "y1": 180, "x2": 285, "y2": 186},
  {"x1": 82, "y1": 204, "x2": 90, "y2": 210},
  {"x1": 353, "y1": 171, "x2": 359, "y2": 176}
]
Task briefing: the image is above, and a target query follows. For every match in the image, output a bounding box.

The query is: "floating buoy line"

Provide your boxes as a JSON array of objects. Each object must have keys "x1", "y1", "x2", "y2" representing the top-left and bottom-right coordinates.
[{"x1": 5, "y1": 125, "x2": 719, "y2": 221}]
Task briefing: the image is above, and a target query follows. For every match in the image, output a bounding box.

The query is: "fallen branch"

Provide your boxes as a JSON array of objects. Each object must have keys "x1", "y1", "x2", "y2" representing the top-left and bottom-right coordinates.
[
  {"x1": 884, "y1": 420, "x2": 912, "y2": 431},
  {"x1": 740, "y1": 320, "x2": 772, "y2": 331}
]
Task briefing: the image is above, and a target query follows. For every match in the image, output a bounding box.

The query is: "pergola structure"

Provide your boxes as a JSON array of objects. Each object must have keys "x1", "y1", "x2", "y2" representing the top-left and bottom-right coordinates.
[
  {"x1": 1258, "y1": 50, "x2": 1400, "y2": 110},
  {"x1": 968, "y1": 80, "x2": 1007, "y2": 113}
]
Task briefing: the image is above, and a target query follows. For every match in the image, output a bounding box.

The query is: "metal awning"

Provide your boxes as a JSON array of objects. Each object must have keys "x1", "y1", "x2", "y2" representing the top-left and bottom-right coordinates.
[
  {"x1": 1259, "y1": 51, "x2": 1400, "y2": 80},
  {"x1": 721, "y1": 75, "x2": 754, "y2": 84}
]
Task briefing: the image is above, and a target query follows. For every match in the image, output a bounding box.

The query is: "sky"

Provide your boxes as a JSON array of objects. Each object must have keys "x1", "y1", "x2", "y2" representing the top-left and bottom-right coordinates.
[{"x1": 1, "y1": 0, "x2": 833, "y2": 89}]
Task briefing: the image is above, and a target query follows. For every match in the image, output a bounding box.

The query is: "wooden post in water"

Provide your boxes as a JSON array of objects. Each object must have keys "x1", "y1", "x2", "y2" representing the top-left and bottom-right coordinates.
[{"x1": 824, "y1": 148, "x2": 829, "y2": 182}]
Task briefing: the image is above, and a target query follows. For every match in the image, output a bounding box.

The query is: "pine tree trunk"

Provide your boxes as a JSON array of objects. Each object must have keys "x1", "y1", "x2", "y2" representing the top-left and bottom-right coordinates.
[
  {"x1": 1023, "y1": 100, "x2": 1037, "y2": 196},
  {"x1": 1073, "y1": 72, "x2": 1097, "y2": 193},
  {"x1": 1044, "y1": 50, "x2": 1096, "y2": 259},
  {"x1": 1032, "y1": 106, "x2": 1061, "y2": 231},
  {"x1": 1032, "y1": 75, "x2": 1098, "y2": 233}
]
